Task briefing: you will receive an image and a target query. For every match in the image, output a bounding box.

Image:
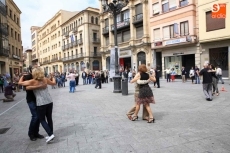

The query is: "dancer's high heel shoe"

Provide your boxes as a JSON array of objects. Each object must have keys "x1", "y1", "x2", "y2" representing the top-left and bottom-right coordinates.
[
  {"x1": 147, "y1": 118, "x2": 155, "y2": 123},
  {"x1": 132, "y1": 115, "x2": 138, "y2": 121}
]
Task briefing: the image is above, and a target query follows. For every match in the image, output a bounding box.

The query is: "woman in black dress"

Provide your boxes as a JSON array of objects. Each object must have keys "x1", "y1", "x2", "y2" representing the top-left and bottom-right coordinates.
[{"x1": 130, "y1": 64, "x2": 156, "y2": 123}]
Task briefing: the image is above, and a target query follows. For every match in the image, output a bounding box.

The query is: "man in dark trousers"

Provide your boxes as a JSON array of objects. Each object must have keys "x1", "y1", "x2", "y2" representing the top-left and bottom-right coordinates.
[
  {"x1": 154, "y1": 66, "x2": 161, "y2": 88},
  {"x1": 23, "y1": 65, "x2": 45, "y2": 141},
  {"x1": 199, "y1": 63, "x2": 213, "y2": 101},
  {"x1": 95, "y1": 71, "x2": 101, "y2": 89}
]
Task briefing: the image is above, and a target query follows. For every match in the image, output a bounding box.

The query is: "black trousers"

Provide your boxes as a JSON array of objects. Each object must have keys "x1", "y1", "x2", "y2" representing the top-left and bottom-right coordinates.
[
  {"x1": 95, "y1": 79, "x2": 101, "y2": 88},
  {"x1": 154, "y1": 77, "x2": 160, "y2": 88},
  {"x1": 75, "y1": 77, "x2": 79, "y2": 85}
]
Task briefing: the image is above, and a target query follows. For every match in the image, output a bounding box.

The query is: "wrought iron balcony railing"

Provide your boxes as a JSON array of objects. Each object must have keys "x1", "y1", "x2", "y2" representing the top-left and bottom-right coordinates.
[
  {"x1": 111, "y1": 18, "x2": 130, "y2": 31},
  {"x1": 92, "y1": 38, "x2": 100, "y2": 43},
  {"x1": 102, "y1": 26, "x2": 109, "y2": 34},
  {"x1": 133, "y1": 13, "x2": 143, "y2": 23}
]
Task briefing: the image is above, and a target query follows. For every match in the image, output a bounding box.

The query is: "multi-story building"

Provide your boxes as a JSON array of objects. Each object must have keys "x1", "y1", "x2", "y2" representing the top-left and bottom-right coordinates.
[
  {"x1": 24, "y1": 49, "x2": 32, "y2": 68},
  {"x1": 30, "y1": 26, "x2": 40, "y2": 66},
  {"x1": 38, "y1": 10, "x2": 78, "y2": 74},
  {"x1": 0, "y1": 0, "x2": 9, "y2": 74},
  {"x1": 99, "y1": 0, "x2": 151, "y2": 71},
  {"x1": 6, "y1": 0, "x2": 22, "y2": 76},
  {"x1": 150, "y1": 0, "x2": 199, "y2": 77},
  {"x1": 61, "y1": 7, "x2": 101, "y2": 72},
  {"x1": 198, "y1": 0, "x2": 230, "y2": 78}
]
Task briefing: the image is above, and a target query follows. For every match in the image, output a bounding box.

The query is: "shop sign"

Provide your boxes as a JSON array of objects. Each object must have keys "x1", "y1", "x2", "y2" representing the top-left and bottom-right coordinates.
[
  {"x1": 165, "y1": 38, "x2": 186, "y2": 46},
  {"x1": 119, "y1": 50, "x2": 131, "y2": 58},
  {"x1": 212, "y1": 3, "x2": 226, "y2": 18}
]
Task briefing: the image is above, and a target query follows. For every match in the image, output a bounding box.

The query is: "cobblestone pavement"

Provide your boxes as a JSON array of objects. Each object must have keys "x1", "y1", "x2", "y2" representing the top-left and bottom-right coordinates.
[{"x1": 0, "y1": 79, "x2": 230, "y2": 153}]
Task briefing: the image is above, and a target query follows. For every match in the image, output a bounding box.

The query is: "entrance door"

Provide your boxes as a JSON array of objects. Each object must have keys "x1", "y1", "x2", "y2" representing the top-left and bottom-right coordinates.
[
  {"x1": 106, "y1": 56, "x2": 110, "y2": 70},
  {"x1": 137, "y1": 51, "x2": 146, "y2": 66},
  {"x1": 182, "y1": 54, "x2": 195, "y2": 78},
  {"x1": 209, "y1": 47, "x2": 228, "y2": 77}
]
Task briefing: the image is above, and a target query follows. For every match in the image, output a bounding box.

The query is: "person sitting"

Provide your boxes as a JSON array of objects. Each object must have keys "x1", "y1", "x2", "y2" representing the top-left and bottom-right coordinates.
[{"x1": 3, "y1": 82, "x2": 16, "y2": 102}]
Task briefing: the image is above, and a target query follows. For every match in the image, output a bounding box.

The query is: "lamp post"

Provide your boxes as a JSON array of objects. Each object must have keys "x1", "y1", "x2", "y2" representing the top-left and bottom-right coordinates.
[{"x1": 102, "y1": 0, "x2": 129, "y2": 93}]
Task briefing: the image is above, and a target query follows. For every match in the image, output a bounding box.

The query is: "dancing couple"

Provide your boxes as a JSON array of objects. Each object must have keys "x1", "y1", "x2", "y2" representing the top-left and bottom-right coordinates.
[{"x1": 127, "y1": 64, "x2": 156, "y2": 123}]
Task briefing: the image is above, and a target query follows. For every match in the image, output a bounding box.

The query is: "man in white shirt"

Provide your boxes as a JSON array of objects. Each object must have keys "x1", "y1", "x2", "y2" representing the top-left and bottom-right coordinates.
[{"x1": 216, "y1": 66, "x2": 224, "y2": 84}]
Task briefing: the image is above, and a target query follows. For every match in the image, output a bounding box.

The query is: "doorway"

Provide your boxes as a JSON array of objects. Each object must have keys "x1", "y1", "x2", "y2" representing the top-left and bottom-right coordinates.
[{"x1": 120, "y1": 57, "x2": 131, "y2": 71}]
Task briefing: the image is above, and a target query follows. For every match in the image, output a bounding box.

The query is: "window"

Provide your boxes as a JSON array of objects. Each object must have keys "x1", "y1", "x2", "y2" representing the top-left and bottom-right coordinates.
[
  {"x1": 95, "y1": 17, "x2": 98, "y2": 24},
  {"x1": 136, "y1": 26, "x2": 143, "y2": 38},
  {"x1": 206, "y1": 11, "x2": 225, "y2": 32},
  {"x1": 9, "y1": 9, "x2": 12, "y2": 18},
  {"x1": 93, "y1": 33, "x2": 97, "y2": 39},
  {"x1": 122, "y1": 30, "x2": 130, "y2": 42},
  {"x1": 169, "y1": 24, "x2": 174, "y2": 38},
  {"x1": 180, "y1": 21, "x2": 189, "y2": 35},
  {"x1": 152, "y1": 3, "x2": 160, "y2": 15},
  {"x1": 153, "y1": 28, "x2": 160, "y2": 41},
  {"x1": 15, "y1": 31, "x2": 17, "y2": 40},
  {"x1": 105, "y1": 36, "x2": 109, "y2": 46},
  {"x1": 58, "y1": 20, "x2": 60, "y2": 26},
  {"x1": 180, "y1": 0, "x2": 188, "y2": 7},
  {"x1": 80, "y1": 48, "x2": 83, "y2": 54},
  {"x1": 163, "y1": 26, "x2": 170, "y2": 40},
  {"x1": 11, "y1": 28, "x2": 13, "y2": 37},
  {"x1": 19, "y1": 49, "x2": 20, "y2": 57},
  {"x1": 12, "y1": 45, "x2": 14, "y2": 55},
  {"x1": 117, "y1": 33, "x2": 122, "y2": 43},
  {"x1": 105, "y1": 18, "x2": 109, "y2": 26},
  {"x1": 14, "y1": 14, "x2": 16, "y2": 21},
  {"x1": 91, "y1": 16, "x2": 94, "y2": 24},
  {"x1": 122, "y1": 9, "x2": 130, "y2": 21},
  {"x1": 18, "y1": 34, "x2": 20, "y2": 41},
  {"x1": 135, "y1": 4, "x2": 142, "y2": 15},
  {"x1": 94, "y1": 47, "x2": 97, "y2": 54},
  {"x1": 169, "y1": 0, "x2": 177, "y2": 10},
  {"x1": 162, "y1": 0, "x2": 169, "y2": 13},
  {"x1": 16, "y1": 48, "x2": 18, "y2": 56}
]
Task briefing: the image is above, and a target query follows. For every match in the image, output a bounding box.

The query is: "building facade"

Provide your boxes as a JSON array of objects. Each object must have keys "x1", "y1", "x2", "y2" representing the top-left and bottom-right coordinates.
[
  {"x1": 0, "y1": 0, "x2": 9, "y2": 74},
  {"x1": 99, "y1": 0, "x2": 151, "y2": 72},
  {"x1": 31, "y1": 26, "x2": 40, "y2": 66},
  {"x1": 198, "y1": 0, "x2": 230, "y2": 78},
  {"x1": 38, "y1": 10, "x2": 78, "y2": 74},
  {"x1": 61, "y1": 7, "x2": 101, "y2": 72},
  {"x1": 150, "y1": 0, "x2": 199, "y2": 77},
  {"x1": 6, "y1": 0, "x2": 22, "y2": 76}
]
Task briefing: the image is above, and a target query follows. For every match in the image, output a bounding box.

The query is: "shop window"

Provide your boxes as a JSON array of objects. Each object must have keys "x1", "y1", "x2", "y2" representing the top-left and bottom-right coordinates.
[
  {"x1": 180, "y1": 21, "x2": 189, "y2": 35},
  {"x1": 136, "y1": 26, "x2": 143, "y2": 39},
  {"x1": 206, "y1": 11, "x2": 225, "y2": 32}
]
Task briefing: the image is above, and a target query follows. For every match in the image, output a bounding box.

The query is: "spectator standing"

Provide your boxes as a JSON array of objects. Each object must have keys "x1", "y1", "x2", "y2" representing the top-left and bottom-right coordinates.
[
  {"x1": 181, "y1": 66, "x2": 186, "y2": 83},
  {"x1": 82, "y1": 70, "x2": 87, "y2": 85},
  {"x1": 194, "y1": 66, "x2": 200, "y2": 84},
  {"x1": 154, "y1": 67, "x2": 160, "y2": 88},
  {"x1": 216, "y1": 65, "x2": 224, "y2": 84},
  {"x1": 189, "y1": 67, "x2": 195, "y2": 84},
  {"x1": 164, "y1": 68, "x2": 171, "y2": 82},
  {"x1": 128, "y1": 71, "x2": 133, "y2": 82}
]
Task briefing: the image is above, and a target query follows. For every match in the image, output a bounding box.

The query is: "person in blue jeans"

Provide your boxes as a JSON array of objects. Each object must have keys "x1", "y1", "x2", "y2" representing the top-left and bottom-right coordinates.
[
  {"x1": 66, "y1": 71, "x2": 76, "y2": 93},
  {"x1": 22, "y1": 66, "x2": 46, "y2": 141},
  {"x1": 195, "y1": 66, "x2": 200, "y2": 84},
  {"x1": 82, "y1": 70, "x2": 87, "y2": 85}
]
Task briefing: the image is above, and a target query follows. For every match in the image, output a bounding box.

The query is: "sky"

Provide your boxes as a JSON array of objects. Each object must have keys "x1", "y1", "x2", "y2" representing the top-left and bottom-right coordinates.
[{"x1": 13, "y1": 0, "x2": 99, "y2": 50}]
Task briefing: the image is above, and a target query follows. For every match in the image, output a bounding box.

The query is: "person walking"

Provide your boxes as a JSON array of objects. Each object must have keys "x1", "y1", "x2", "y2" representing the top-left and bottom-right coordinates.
[
  {"x1": 181, "y1": 66, "x2": 186, "y2": 83},
  {"x1": 199, "y1": 63, "x2": 213, "y2": 101},
  {"x1": 189, "y1": 67, "x2": 195, "y2": 84},
  {"x1": 128, "y1": 70, "x2": 133, "y2": 82},
  {"x1": 216, "y1": 65, "x2": 224, "y2": 84},
  {"x1": 22, "y1": 66, "x2": 45, "y2": 141},
  {"x1": 130, "y1": 64, "x2": 156, "y2": 123},
  {"x1": 194, "y1": 66, "x2": 200, "y2": 84},
  {"x1": 19, "y1": 67, "x2": 57, "y2": 143}
]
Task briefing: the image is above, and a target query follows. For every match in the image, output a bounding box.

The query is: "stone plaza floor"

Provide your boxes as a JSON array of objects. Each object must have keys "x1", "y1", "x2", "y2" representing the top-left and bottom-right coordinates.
[{"x1": 0, "y1": 79, "x2": 230, "y2": 153}]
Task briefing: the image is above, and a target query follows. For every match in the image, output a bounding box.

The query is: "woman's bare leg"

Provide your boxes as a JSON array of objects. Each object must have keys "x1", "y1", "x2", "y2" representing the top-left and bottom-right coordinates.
[{"x1": 145, "y1": 104, "x2": 154, "y2": 119}]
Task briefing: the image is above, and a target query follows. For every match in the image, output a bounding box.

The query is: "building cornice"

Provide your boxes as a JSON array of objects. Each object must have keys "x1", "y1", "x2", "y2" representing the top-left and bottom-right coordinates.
[{"x1": 7, "y1": 0, "x2": 21, "y2": 14}]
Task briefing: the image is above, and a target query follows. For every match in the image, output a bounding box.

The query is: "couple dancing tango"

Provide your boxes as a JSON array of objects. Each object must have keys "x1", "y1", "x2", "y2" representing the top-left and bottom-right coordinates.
[
  {"x1": 19, "y1": 67, "x2": 56, "y2": 143},
  {"x1": 127, "y1": 64, "x2": 156, "y2": 123}
]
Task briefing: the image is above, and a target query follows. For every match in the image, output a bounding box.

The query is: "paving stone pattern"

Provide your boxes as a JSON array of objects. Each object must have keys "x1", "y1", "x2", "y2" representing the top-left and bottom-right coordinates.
[{"x1": 0, "y1": 79, "x2": 230, "y2": 153}]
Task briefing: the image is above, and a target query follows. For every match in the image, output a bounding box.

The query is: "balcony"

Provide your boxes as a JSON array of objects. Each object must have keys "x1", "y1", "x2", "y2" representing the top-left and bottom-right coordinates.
[
  {"x1": 0, "y1": 48, "x2": 9, "y2": 57},
  {"x1": 0, "y1": 23, "x2": 8, "y2": 36},
  {"x1": 62, "y1": 45, "x2": 65, "y2": 51},
  {"x1": 12, "y1": 54, "x2": 20, "y2": 60},
  {"x1": 92, "y1": 38, "x2": 100, "y2": 44},
  {"x1": 51, "y1": 57, "x2": 59, "y2": 62},
  {"x1": 69, "y1": 43, "x2": 73, "y2": 48},
  {"x1": 73, "y1": 40, "x2": 78, "y2": 46},
  {"x1": 63, "y1": 31, "x2": 69, "y2": 37},
  {"x1": 133, "y1": 13, "x2": 143, "y2": 26},
  {"x1": 111, "y1": 18, "x2": 130, "y2": 31},
  {"x1": 62, "y1": 53, "x2": 85, "y2": 62},
  {"x1": 65, "y1": 44, "x2": 69, "y2": 49},
  {"x1": 90, "y1": 52, "x2": 102, "y2": 57},
  {"x1": 78, "y1": 52, "x2": 85, "y2": 58},
  {"x1": 78, "y1": 39, "x2": 83, "y2": 45},
  {"x1": 102, "y1": 26, "x2": 109, "y2": 35},
  {"x1": 180, "y1": 0, "x2": 188, "y2": 7},
  {"x1": 43, "y1": 60, "x2": 50, "y2": 64},
  {"x1": 72, "y1": 27, "x2": 78, "y2": 33},
  {"x1": 0, "y1": 1, "x2": 7, "y2": 16}
]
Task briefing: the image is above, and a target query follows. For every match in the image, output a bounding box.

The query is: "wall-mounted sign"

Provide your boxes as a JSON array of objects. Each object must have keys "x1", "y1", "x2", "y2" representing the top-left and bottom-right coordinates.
[
  {"x1": 165, "y1": 38, "x2": 186, "y2": 46},
  {"x1": 119, "y1": 50, "x2": 131, "y2": 58},
  {"x1": 155, "y1": 41, "x2": 163, "y2": 46}
]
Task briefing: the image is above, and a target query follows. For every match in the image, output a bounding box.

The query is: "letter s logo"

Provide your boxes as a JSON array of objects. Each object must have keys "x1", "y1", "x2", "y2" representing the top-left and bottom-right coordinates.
[{"x1": 212, "y1": 3, "x2": 220, "y2": 12}]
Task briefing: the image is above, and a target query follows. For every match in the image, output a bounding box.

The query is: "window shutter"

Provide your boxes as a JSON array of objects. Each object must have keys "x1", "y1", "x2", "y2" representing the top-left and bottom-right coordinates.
[
  {"x1": 123, "y1": 31, "x2": 130, "y2": 42},
  {"x1": 153, "y1": 28, "x2": 160, "y2": 41},
  {"x1": 136, "y1": 26, "x2": 143, "y2": 38},
  {"x1": 184, "y1": 21, "x2": 189, "y2": 35},
  {"x1": 163, "y1": 26, "x2": 170, "y2": 40},
  {"x1": 135, "y1": 4, "x2": 142, "y2": 15},
  {"x1": 206, "y1": 11, "x2": 225, "y2": 32},
  {"x1": 162, "y1": 0, "x2": 169, "y2": 4},
  {"x1": 169, "y1": 0, "x2": 177, "y2": 8},
  {"x1": 117, "y1": 33, "x2": 122, "y2": 43},
  {"x1": 153, "y1": 3, "x2": 160, "y2": 14}
]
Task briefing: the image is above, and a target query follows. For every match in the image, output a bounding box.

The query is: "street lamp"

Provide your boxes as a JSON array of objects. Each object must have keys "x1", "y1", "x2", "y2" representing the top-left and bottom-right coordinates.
[{"x1": 101, "y1": 0, "x2": 129, "y2": 93}]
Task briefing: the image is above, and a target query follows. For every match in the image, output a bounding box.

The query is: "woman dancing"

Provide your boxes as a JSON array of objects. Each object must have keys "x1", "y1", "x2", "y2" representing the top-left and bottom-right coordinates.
[{"x1": 130, "y1": 64, "x2": 156, "y2": 123}]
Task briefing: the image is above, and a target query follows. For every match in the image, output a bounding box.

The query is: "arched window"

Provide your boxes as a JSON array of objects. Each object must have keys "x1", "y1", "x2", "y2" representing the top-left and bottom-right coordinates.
[
  {"x1": 137, "y1": 51, "x2": 146, "y2": 66},
  {"x1": 91, "y1": 16, "x2": 94, "y2": 24},
  {"x1": 93, "y1": 60, "x2": 99, "y2": 70},
  {"x1": 81, "y1": 17, "x2": 83, "y2": 24},
  {"x1": 95, "y1": 17, "x2": 98, "y2": 24}
]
